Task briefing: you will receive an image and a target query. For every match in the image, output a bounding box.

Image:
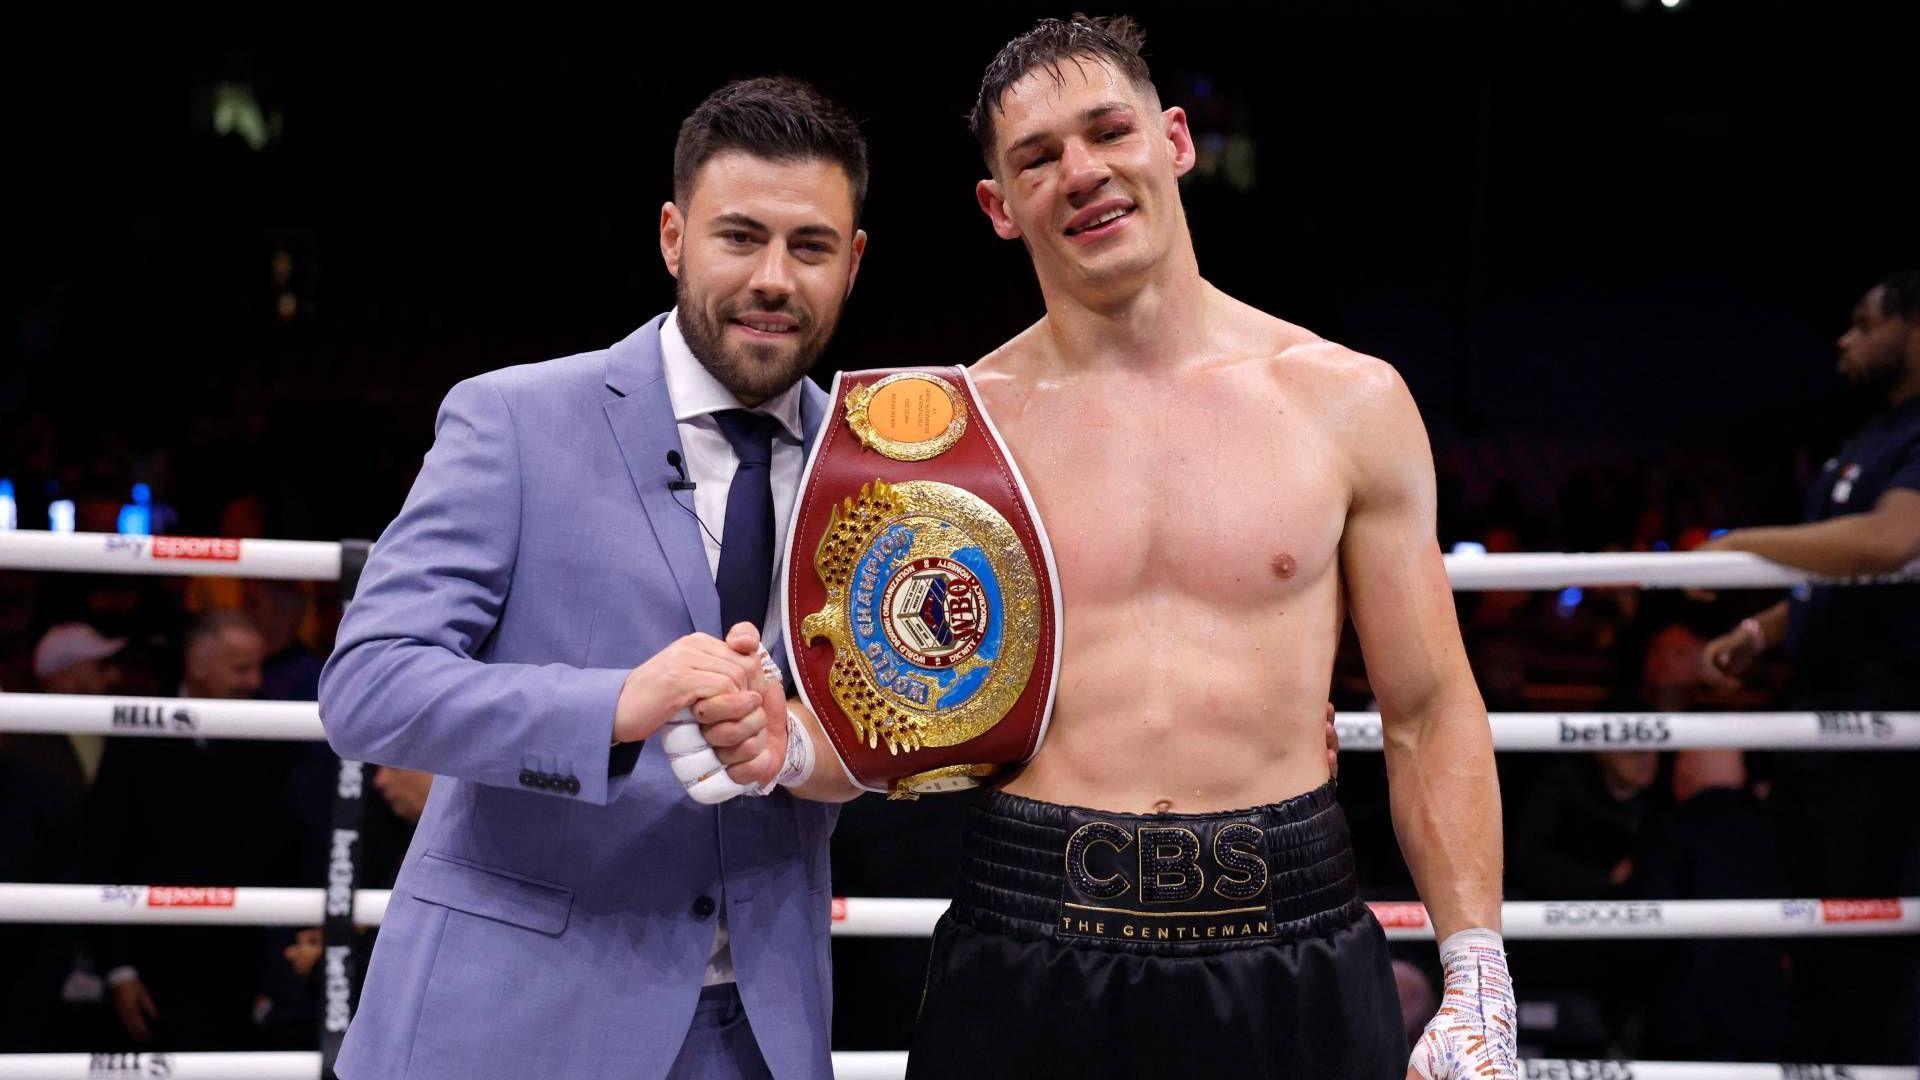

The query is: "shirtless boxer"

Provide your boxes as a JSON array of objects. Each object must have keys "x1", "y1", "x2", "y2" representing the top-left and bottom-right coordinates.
[
  {"x1": 726, "y1": 15, "x2": 1512, "y2": 1078},
  {"x1": 896, "y1": 17, "x2": 1512, "y2": 1079}
]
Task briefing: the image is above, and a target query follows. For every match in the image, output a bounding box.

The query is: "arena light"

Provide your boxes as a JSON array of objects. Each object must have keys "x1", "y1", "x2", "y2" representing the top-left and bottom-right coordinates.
[
  {"x1": 1556, "y1": 587, "x2": 1584, "y2": 617},
  {"x1": 116, "y1": 483, "x2": 152, "y2": 536}
]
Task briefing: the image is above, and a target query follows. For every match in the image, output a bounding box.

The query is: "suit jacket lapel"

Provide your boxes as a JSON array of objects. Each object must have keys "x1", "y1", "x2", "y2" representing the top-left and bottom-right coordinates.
[{"x1": 604, "y1": 315, "x2": 722, "y2": 637}]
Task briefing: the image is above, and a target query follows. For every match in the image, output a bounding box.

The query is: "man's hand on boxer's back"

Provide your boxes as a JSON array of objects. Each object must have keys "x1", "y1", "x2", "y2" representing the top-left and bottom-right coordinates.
[{"x1": 612, "y1": 627, "x2": 765, "y2": 746}]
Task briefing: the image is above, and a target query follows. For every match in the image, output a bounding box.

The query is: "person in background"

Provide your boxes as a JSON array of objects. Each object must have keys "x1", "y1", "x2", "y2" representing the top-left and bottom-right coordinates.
[{"x1": 88, "y1": 610, "x2": 305, "y2": 1049}]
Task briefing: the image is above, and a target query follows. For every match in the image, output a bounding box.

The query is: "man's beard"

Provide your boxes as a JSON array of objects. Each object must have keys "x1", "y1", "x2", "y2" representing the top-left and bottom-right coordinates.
[
  {"x1": 676, "y1": 278, "x2": 835, "y2": 405},
  {"x1": 1845, "y1": 349, "x2": 1909, "y2": 398}
]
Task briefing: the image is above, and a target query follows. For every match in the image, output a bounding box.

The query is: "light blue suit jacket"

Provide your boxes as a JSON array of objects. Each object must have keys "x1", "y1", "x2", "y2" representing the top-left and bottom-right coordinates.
[{"x1": 320, "y1": 314, "x2": 837, "y2": 1080}]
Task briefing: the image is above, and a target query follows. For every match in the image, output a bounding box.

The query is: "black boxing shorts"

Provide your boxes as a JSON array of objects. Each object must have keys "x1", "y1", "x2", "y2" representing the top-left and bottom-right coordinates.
[{"x1": 905, "y1": 781, "x2": 1404, "y2": 1079}]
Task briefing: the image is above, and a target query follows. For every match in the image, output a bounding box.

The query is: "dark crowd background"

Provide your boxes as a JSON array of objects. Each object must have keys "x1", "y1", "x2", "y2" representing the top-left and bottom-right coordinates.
[{"x1": 4, "y1": 2, "x2": 1918, "y2": 1066}]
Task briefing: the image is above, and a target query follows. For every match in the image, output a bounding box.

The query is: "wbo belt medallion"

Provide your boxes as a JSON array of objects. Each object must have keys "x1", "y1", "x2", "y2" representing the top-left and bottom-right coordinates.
[{"x1": 785, "y1": 369, "x2": 1061, "y2": 798}]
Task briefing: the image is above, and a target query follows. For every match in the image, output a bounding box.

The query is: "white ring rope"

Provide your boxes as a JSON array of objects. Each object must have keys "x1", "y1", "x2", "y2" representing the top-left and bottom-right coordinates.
[
  {"x1": 0, "y1": 532, "x2": 341, "y2": 581},
  {"x1": 0, "y1": 694, "x2": 325, "y2": 741},
  {"x1": 0, "y1": 885, "x2": 390, "y2": 928},
  {"x1": 6, "y1": 693, "x2": 1917, "y2": 752},
  {"x1": 4, "y1": 530, "x2": 1916, "y2": 591},
  {"x1": 0, "y1": 885, "x2": 1908, "y2": 940},
  {"x1": 4, "y1": 537, "x2": 1912, "y2": 1074},
  {"x1": 0, "y1": 1052, "x2": 1906, "y2": 1080}
]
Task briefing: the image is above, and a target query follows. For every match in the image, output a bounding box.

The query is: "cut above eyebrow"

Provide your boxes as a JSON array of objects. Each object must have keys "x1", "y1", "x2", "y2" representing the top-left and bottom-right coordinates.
[
  {"x1": 711, "y1": 212, "x2": 842, "y2": 242},
  {"x1": 1003, "y1": 101, "x2": 1138, "y2": 160}
]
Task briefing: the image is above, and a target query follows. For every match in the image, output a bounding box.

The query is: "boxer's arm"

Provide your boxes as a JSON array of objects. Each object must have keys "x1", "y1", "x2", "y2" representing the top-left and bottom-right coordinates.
[
  {"x1": 1335, "y1": 359, "x2": 1502, "y2": 942},
  {"x1": 1704, "y1": 487, "x2": 1920, "y2": 576}
]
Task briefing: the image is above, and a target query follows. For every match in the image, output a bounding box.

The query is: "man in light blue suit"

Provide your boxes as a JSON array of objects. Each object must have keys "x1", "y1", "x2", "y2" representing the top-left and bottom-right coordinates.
[{"x1": 319, "y1": 77, "x2": 869, "y2": 1079}]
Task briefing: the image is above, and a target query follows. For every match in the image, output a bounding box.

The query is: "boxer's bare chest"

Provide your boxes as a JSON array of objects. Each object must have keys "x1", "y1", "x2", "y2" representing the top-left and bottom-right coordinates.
[{"x1": 976, "y1": 358, "x2": 1351, "y2": 612}]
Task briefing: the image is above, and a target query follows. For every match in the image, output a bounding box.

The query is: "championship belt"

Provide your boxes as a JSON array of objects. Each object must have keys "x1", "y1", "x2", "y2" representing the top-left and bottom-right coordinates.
[{"x1": 783, "y1": 367, "x2": 1061, "y2": 799}]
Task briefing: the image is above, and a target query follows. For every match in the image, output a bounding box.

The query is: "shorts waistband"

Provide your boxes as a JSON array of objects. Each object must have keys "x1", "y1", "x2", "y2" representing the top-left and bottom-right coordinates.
[{"x1": 951, "y1": 781, "x2": 1365, "y2": 950}]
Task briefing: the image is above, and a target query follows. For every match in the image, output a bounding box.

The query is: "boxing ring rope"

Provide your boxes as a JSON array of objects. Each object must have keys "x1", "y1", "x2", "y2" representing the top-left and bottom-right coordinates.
[
  {"x1": 0, "y1": 1053, "x2": 1908, "y2": 1080},
  {"x1": 7, "y1": 692, "x2": 1918, "y2": 751},
  {"x1": 0, "y1": 884, "x2": 1909, "y2": 942},
  {"x1": 3, "y1": 530, "x2": 1916, "y2": 1076},
  {"x1": 7, "y1": 529, "x2": 1918, "y2": 591},
  {"x1": 0, "y1": 532, "x2": 350, "y2": 581}
]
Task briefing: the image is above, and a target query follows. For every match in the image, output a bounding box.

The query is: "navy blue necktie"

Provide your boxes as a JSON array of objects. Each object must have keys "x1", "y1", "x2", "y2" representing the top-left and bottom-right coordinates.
[{"x1": 713, "y1": 409, "x2": 781, "y2": 635}]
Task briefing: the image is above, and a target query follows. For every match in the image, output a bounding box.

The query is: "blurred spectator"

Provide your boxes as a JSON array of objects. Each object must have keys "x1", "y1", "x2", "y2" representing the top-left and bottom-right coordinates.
[
  {"x1": 255, "y1": 758, "x2": 430, "y2": 1044},
  {"x1": 183, "y1": 495, "x2": 270, "y2": 618},
  {"x1": 1635, "y1": 746, "x2": 1791, "y2": 1060},
  {"x1": 21, "y1": 622, "x2": 127, "y2": 797},
  {"x1": 1509, "y1": 750, "x2": 1659, "y2": 901},
  {"x1": 1506, "y1": 740, "x2": 1666, "y2": 1055},
  {"x1": 0, "y1": 741, "x2": 85, "y2": 1050},
  {"x1": 1635, "y1": 623, "x2": 1703, "y2": 713},
  {"x1": 0, "y1": 622, "x2": 130, "y2": 1049},
  {"x1": 86, "y1": 610, "x2": 306, "y2": 1050},
  {"x1": 243, "y1": 580, "x2": 322, "y2": 702}
]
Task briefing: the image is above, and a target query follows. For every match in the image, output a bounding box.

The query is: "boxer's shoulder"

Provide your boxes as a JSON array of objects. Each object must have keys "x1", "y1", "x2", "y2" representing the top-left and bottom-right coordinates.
[{"x1": 1263, "y1": 336, "x2": 1414, "y2": 430}]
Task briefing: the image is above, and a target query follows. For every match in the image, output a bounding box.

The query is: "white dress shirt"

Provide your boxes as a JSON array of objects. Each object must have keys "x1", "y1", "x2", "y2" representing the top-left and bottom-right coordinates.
[{"x1": 657, "y1": 308, "x2": 809, "y2": 987}]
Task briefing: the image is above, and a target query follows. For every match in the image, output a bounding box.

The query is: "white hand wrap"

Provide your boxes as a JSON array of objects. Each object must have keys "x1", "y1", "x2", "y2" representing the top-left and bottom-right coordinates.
[
  {"x1": 666, "y1": 646, "x2": 808, "y2": 805},
  {"x1": 753, "y1": 710, "x2": 815, "y2": 795},
  {"x1": 1408, "y1": 928, "x2": 1518, "y2": 1080}
]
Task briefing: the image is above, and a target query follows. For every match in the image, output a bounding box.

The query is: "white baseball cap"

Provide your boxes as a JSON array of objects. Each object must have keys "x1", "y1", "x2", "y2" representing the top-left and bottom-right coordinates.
[{"x1": 33, "y1": 623, "x2": 128, "y2": 680}]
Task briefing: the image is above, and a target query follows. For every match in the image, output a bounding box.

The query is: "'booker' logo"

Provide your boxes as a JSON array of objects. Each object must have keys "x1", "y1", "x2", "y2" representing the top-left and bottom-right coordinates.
[
  {"x1": 1543, "y1": 901, "x2": 1664, "y2": 928},
  {"x1": 881, "y1": 556, "x2": 989, "y2": 669}
]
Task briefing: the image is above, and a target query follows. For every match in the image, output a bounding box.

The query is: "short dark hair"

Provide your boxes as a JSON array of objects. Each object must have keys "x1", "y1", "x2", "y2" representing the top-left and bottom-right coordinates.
[
  {"x1": 185, "y1": 609, "x2": 258, "y2": 651},
  {"x1": 1873, "y1": 270, "x2": 1920, "y2": 321},
  {"x1": 673, "y1": 76, "x2": 868, "y2": 222},
  {"x1": 968, "y1": 14, "x2": 1155, "y2": 163}
]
